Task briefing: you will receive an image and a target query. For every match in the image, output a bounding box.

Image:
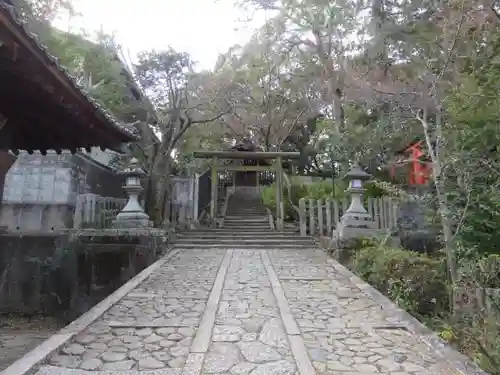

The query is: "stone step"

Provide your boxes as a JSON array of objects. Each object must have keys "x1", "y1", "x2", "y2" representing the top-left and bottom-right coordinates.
[
  {"x1": 173, "y1": 242, "x2": 316, "y2": 249},
  {"x1": 222, "y1": 223, "x2": 271, "y2": 227},
  {"x1": 225, "y1": 212, "x2": 266, "y2": 215},
  {"x1": 174, "y1": 238, "x2": 314, "y2": 245},
  {"x1": 222, "y1": 228, "x2": 272, "y2": 231},
  {"x1": 203, "y1": 225, "x2": 295, "y2": 230},
  {"x1": 223, "y1": 222, "x2": 269, "y2": 225},
  {"x1": 180, "y1": 230, "x2": 298, "y2": 236},
  {"x1": 224, "y1": 217, "x2": 267, "y2": 220},
  {"x1": 224, "y1": 218, "x2": 268, "y2": 222},
  {"x1": 224, "y1": 217, "x2": 268, "y2": 221},
  {"x1": 224, "y1": 216, "x2": 268, "y2": 219},
  {"x1": 177, "y1": 233, "x2": 305, "y2": 239},
  {"x1": 225, "y1": 213, "x2": 268, "y2": 216}
]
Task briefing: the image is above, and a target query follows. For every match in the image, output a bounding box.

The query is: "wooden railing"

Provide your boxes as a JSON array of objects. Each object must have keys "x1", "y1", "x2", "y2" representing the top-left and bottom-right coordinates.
[
  {"x1": 73, "y1": 194, "x2": 127, "y2": 229},
  {"x1": 298, "y1": 197, "x2": 399, "y2": 236}
]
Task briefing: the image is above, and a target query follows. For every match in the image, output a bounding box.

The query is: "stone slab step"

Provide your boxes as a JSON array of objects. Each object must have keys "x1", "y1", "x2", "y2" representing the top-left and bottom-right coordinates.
[
  {"x1": 224, "y1": 216, "x2": 269, "y2": 219},
  {"x1": 223, "y1": 223, "x2": 270, "y2": 226},
  {"x1": 180, "y1": 232, "x2": 299, "y2": 237},
  {"x1": 173, "y1": 243, "x2": 316, "y2": 249},
  {"x1": 224, "y1": 214, "x2": 267, "y2": 217},
  {"x1": 35, "y1": 366, "x2": 182, "y2": 374},
  {"x1": 177, "y1": 233, "x2": 306, "y2": 239},
  {"x1": 221, "y1": 226, "x2": 273, "y2": 230},
  {"x1": 187, "y1": 228, "x2": 298, "y2": 233},
  {"x1": 224, "y1": 216, "x2": 268, "y2": 220},
  {"x1": 223, "y1": 220, "x2": 269, "y2": 224},
  {"x1": 222, "y1": 222, "x2": 271, "y2": 225},
  {"x1": 226, "y1": 211, "x2": 265, "y2": 213},
  {"x1": 174, "y1": 238, "x2": 314, "y2": 244},
  {"x1": 223, "y1": 220, "x2": 269, "y2": 223}
]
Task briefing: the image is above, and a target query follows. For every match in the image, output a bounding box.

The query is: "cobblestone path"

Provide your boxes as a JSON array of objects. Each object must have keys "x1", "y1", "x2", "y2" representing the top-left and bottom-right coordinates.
[{"x1": 32, "y1": 247, "x2": 474, "y2": 375}]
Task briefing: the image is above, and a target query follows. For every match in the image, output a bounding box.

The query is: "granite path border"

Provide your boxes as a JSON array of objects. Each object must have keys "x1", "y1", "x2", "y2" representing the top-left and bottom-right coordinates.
[
  {"x1": 180, "y1": 249, "x2": 232, "y2": 375},
  {"x1": 190, "y1": 249, "x2": 233, "y2": 354},
  {"x1": 261, "y1": 250, "x2": 316, "y2": 375},
  {"x1": 327, "y1": 255, "x2": 488, "y2": 375},
  {"x1": 1, "y1": 248, "x2": 182, "y2": 375}
]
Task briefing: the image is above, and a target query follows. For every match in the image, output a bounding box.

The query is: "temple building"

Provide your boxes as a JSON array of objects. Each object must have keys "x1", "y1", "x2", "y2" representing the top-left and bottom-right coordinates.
[{"x1": 0, "y1": 2, "x2": 142, "y2": 231}]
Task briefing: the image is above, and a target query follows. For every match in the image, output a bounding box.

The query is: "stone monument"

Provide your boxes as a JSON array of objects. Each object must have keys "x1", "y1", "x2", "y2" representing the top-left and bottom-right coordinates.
[
  {"x1": 334, "y1": 163, "x2": 377, "y2": 241},
  {"x1": 112, "y1": 158, "x2": 153, "y2": 229}
]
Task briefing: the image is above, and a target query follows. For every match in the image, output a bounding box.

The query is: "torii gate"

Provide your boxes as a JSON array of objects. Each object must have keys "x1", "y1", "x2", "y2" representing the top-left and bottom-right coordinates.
[{"x1": 193, "y1": 150, "x2": 300, "y2": 231}]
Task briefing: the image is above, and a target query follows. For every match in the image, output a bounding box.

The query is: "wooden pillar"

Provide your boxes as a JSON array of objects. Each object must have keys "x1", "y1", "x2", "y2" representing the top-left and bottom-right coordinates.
[
  {"x1": 210, "y1": 156, "x2": 218, "y2": 225},
  {"x1": 193, "y1": 173, "x2": 200, "y2": 223},
  {"x1": 256, "y1": 169, "x2": 260, "y2": 193},
  {"x1": 275, "y1": 156, "x2": 284, "y2": 231}
]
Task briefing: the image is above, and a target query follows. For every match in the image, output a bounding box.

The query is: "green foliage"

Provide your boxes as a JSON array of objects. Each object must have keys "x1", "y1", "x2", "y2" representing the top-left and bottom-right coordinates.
[
  {"x1": 261, "y1": 182, "x2": 308, "y2": 221},
  {"x1": 443, "y1": 29, "x2": 500, "y2": 257},
  {"x1": 135, "y1": 48, "x2": 192, "y2": 108},
  {"x1": 364, "y1": 182, "x2": 387, "y2": 198},
  {"x1": 304, "y1": 179, "x2": 345, "y2": 200},
  {"x1": 41, "y1": 30, "x2": 137, "y2": 121},
  {"x1": 459, "y1": 254, "x2": 500, "y2": 289},
  {"x1": 351, "y1": 245, "x2": 449, "y2": 318}
]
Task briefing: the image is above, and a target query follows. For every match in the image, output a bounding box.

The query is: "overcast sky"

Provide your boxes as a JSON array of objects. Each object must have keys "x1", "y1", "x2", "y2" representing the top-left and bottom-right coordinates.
[{"x1": 54, "y1": 0, "x2": 268, "y2": 70}]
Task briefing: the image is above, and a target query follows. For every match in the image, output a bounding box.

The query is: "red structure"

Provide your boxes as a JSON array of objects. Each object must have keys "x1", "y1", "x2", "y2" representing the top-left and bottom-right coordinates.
[{"x1": 391, "y1": 140, "x2": 431, "y2": 186}]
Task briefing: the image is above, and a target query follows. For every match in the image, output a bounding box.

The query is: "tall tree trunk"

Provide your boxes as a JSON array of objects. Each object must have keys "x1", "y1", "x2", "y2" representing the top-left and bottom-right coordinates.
[
  {"x1": 153, "y1": 158, "x2": 173, "y2": 227},
  {"x1": 313, "y1": 30, "x2": 345, "y2": 133},
  {"x1": 417, "y1": 108, "x2": 458, "y2": 313}
]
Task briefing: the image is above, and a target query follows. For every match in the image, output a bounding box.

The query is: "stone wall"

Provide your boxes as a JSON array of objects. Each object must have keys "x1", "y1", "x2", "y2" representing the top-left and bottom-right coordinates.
[
  {"x1": 0, "y1": 151, "x2": 124, "y2": 232},
  {"x1": 0, "y1": 151, "x2": 15, "y2": 205},
  {"x1": 0, "y1": 231, "x2": 165, "y2": 316},
  {"x1": 0, "y1": 234, "x2": 76, "y2": 315}
]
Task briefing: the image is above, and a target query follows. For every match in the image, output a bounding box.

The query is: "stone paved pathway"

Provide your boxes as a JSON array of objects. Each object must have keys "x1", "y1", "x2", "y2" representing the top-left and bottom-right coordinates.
[
  {"x1": 35, "y1": 247, "x2": 470, "y2": 375},
  {"x1": 0, "y1": 316, "x2": 62, "y2": 371}
]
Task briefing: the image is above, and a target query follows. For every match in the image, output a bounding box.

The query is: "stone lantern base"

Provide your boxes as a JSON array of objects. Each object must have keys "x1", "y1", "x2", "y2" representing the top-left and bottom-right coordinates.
[
  {"x1": 112, "y1": 211, "x2": 153, "y2": 229},
  {"x1": 335, "y1": 211, "x2": 377, "y2": 240},
  {"x1": 331, "y1": 213, "x2": 400, "y2": 257},
  {"x1": 112, "y1": 218, "x2": 153, "y2": 229}
]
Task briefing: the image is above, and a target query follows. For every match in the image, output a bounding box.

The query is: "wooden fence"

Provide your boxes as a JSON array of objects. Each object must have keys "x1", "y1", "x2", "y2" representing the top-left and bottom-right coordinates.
[
  {"x1": 73, "y1": 194, "x2": 127, "y2": 229},
  {"x1": 298, "y1": 197, "x2": 399, "y2": 236},
  {"x1": 74, "y1": 175, "x2": 196, "y2": 230}
]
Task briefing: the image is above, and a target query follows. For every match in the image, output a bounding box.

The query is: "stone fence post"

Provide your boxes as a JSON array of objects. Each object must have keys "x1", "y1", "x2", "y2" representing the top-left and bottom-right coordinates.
[{"x1": 299, "y1": 198, "x2": 306, "y2": 236}]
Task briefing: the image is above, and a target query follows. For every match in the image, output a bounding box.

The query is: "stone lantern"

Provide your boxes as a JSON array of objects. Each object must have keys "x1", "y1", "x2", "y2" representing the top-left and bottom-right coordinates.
[
  {"x1": 336, "y1": 163, "x2": 376, "y2": 239},
  {"x1": 112, "y1": 157, "x2": 153, "y2": 229}
]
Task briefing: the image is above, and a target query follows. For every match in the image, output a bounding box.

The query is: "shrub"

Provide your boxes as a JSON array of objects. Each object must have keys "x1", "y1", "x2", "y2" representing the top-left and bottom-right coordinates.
[
  {"x1": 351, "y1": 245, "x2": 449, "y2": 318},
  {"x1": 473, "y1": 254, "x2": 500, "y2": 288},
  {"x1": 306, "y1": 180, "x2": 347, "y2": 200},
  {"x1": 261, "y1": 182, "x2": 308, "y2": 221},
  {"x1": 364, "y1": 182, "x2": 388, "y2": 198}
]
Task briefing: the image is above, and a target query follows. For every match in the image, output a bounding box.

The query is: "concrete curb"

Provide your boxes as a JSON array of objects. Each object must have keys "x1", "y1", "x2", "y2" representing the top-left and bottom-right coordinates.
[
  {"x1": 1, "y1": 248, "x2": 182, "y2": 375},
  {"x1": 325, "y1": 255, "x2": 488, "y2": 375}
]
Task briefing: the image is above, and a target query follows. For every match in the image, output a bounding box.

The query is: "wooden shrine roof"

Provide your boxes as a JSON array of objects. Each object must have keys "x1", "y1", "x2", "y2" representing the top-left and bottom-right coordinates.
[{"x1": 0, "y1": 2, "x2": 138, "y2": 154}]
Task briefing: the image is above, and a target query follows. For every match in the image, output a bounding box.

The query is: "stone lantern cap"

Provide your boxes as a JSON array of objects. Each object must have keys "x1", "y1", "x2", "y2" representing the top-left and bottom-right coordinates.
[
  {"x1": 343, "y1": 163, "x2": 371, "y2": 181},
  {"x1": 119, "y1": 157, "x2": 146, "y2": 178}
]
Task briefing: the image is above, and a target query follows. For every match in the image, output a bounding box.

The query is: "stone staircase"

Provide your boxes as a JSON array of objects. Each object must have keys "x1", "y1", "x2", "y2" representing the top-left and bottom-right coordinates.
[{"x1": 174, "y1": 191, "x2": 315, "y2": 249}]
